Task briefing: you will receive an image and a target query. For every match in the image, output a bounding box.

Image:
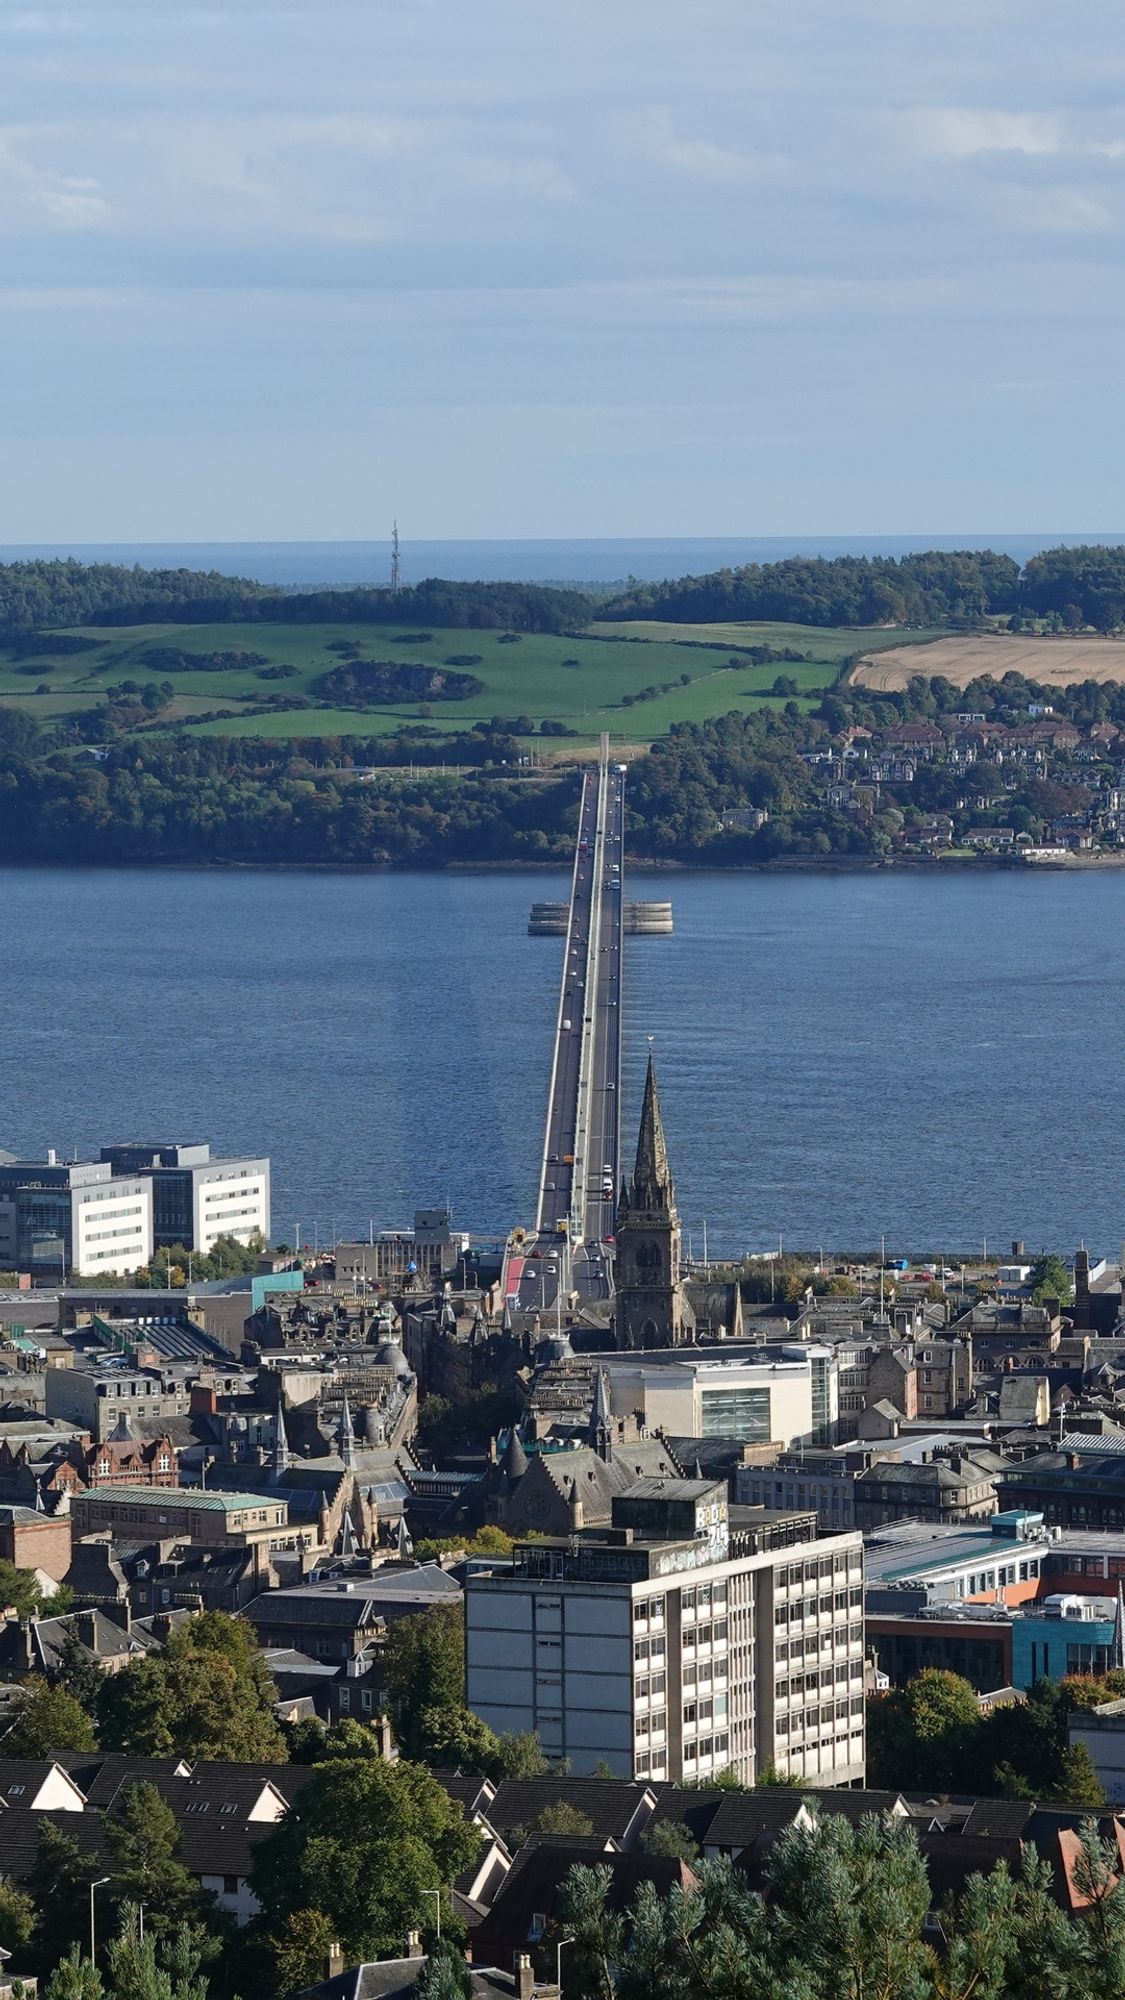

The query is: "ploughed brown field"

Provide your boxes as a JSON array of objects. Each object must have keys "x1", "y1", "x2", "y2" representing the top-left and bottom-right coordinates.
[{"x1": 852, "y1": 633, "x2": 1125, "y2": 691}]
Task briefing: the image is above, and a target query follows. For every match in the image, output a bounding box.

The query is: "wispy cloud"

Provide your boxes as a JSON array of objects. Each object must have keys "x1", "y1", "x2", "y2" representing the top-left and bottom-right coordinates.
[{"x1": 900, "y1": 107, "x2": 1064, "y2": 159}]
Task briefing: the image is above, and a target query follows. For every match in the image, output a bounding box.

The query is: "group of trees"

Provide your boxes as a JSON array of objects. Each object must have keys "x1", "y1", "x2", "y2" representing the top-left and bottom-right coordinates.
[
  {"x1": 69, "y1": 1232, "x2": 266, "y2": 1288},
  {"x1": 604, "y1": 549, "x2": 1023, "y2": 628},
  {"x1": 312, "y1": 660, "x2": 486, "y2": 706},
  {"x1": 868, "y1": 1669, "x2": 1118, "y2": 1804},
  {"x1": 0, "y1": 721, "x2": 580, "y2": 867},
  {"x1": 9, "y1": 546, "x2": 1125, "y2": 644},
  {"x1": 380, "y1": 1603, "x2": 549, "y2": 1782},
  {"x1": 553, "y1": 1806, "x2": 1125, "y2": 2000},
  {"x1": 604, "y1": 544, "x2": 1125, "y2": 633},
  {"x1": 0, "y1": 562, "x2": 592, "y2": 636},
  {"x1": 1, "y1": 1612, "x2": 288, "y2": 1765}
]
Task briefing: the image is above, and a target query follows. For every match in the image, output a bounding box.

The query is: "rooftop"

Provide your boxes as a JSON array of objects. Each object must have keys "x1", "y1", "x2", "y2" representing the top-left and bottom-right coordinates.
[{"x1": 80, "y1": 1487, "x2": 281, "y2": 1513}]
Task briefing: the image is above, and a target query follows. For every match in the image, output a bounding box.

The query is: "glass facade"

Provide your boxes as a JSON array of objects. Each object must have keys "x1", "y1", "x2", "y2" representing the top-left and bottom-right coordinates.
[{"x1": 700, "y1": 1385, "x2": 772, "y2": 1442}]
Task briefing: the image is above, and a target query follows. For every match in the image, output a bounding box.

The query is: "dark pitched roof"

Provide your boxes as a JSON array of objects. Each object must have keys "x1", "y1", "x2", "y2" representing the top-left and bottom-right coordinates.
[
  {"x1": 484, "y1": 1777, "x2": 652, "y2": 1844},
  {"x1": 699, "y1": 1791, "x2": 808, "y2": 1849},
  {"x1": 471, "y1": 1839, "x2": 696, "y2": 1960},
  {"x1": 960, "y1": 1799, "x2": 1037, "y2": 1840},
  {"x1": 290, "y1": 1961, "x2": 520, "y2": 2000}
]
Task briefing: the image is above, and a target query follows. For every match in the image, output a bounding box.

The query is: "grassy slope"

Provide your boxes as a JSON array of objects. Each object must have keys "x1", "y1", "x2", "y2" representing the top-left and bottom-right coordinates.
[{"x1": 0, "y1": 616, "x2": 935, "y2": 746}]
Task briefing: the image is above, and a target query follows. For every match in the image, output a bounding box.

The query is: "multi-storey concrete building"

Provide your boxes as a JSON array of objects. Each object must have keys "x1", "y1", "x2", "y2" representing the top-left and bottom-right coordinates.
[
  {"x1": 44, "y1": 1361, "x2": 192, "y2": 1443},
  {"x1": 99, "y1": 1144, "x2": 270, "y2": 1253},
  {"x1": 465, "y1": 1480, "x2": 864, "y2": 1788},
  {"x1": 0, "y1": 1156, "x2": 153, "y2": 1280},
  {"x1": 70, "y1": 1485, "x2": 290, "y2": 1550},
  {"x1": 593, "y1": 1347, "x2": 831, "y2": 1450}
]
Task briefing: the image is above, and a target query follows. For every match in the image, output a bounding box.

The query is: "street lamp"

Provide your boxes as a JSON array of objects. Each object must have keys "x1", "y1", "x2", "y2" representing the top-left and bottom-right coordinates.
[
  {"x1": 89, "y1": 1877, "x2": 111, "y2": 1962},
  {"x1": 556, "y1": 1936, "x2": 574, "y2": 1994},
  {"x1": 421, "y1": 1889, "x2": 441, "y2": 1941}
]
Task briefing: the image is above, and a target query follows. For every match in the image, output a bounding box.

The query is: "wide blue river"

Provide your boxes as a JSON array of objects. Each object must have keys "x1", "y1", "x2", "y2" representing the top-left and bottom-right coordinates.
[{"x1": 3, "y1": 865, "x2": 1123, "y2": 1261}]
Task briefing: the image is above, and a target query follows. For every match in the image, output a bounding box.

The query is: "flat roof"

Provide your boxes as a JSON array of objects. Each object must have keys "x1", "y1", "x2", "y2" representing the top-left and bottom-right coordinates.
[
  {"x1": 863, "y1": 1517, "x2": 1125, "y2": 1585},
  {"x1": 80, "y1": 1487, "x2": 282, "y2": 1513}
]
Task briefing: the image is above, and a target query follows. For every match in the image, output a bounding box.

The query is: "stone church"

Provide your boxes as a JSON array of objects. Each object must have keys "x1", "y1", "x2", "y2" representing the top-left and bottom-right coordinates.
[{"x1": 612, "y1": 1052, "x2": 695, "y2": 1349}]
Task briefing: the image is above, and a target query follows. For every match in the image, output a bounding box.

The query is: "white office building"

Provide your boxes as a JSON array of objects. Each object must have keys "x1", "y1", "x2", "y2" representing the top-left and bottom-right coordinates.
[
  {"x1": 0, "y1": 1155, "x2": 153, "y2": 1279},
  {"x1": 99, "y1": 1144, "x2": 270, "y2": 1252},
  {"x1": 466, "y1": 1478, "x2": 865, "y2": 1787},
  {"x1": 597, "y1": 1347, "x2": 838, "y2": 1450}
]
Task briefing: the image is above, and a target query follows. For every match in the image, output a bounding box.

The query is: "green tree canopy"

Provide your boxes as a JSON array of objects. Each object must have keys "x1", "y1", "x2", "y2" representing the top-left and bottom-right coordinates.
[
  {"x1": 98, "y1": 1613, "x2": 285, "y2": 1762},
  {"x1": 0, "y1": 1561, "x2": 45, "y2": 1621},
  {"x1": 382, "y1": 1605, "x2": 465, "y2": 1759},
  {"x1": 5, "y1": 1677, "x2": 98, "y2": 1757},
  {"x1": 105, "y1": 1785, "x2": 208, "y2": 1938},
  {"x1": 249, "y1": 1757, "x2": 479, "y2": 1976}
]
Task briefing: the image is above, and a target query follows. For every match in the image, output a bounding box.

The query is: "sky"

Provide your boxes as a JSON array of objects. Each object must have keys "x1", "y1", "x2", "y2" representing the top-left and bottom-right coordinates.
[{"x1": 4, "y1": 0, "x2": 1125, "y2": 540}]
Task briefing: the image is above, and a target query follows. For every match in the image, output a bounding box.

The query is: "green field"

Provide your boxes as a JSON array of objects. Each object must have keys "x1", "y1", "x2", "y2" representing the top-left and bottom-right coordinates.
[{"x1": 0, "y1": 616, "x2": 936, "y2": 747}]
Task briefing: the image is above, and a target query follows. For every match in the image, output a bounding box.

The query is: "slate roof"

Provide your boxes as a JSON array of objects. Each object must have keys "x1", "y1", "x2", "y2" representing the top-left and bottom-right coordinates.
[
  {"x1": 471, "y1": 1839, "x2": 696, "y2": 1961},
  {"x1": 289, "y1": 1961, "x2": 521, "y2": 2000},
  {"x1": 482, "y1": 1777, "x2": 653, "y2": 1844}
]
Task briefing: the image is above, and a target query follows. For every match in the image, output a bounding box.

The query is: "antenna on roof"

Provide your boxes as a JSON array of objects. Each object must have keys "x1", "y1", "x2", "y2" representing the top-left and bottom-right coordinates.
[{"x1": 390, "y1": 521, "x2": 401, "y2": 592}]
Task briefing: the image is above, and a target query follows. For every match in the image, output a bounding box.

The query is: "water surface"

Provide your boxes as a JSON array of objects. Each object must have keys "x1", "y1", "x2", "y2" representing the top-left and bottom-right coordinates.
[{"x1": 2, "y1": 866, "x2": 1121, "y2": 1260}]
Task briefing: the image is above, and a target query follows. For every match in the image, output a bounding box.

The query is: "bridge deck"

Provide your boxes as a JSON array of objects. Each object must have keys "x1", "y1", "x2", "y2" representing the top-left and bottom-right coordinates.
[{"x1": 525, "y1": 754, "x2": 625, "y2": 1307}]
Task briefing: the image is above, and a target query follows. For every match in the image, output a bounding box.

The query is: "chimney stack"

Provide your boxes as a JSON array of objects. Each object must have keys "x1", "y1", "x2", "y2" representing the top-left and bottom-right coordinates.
[
  {"x1": 514, "y1": 1954, "x2": 535, "y2": 2000},
  {"x1": 326, "y1": 1943, "x2": 345, "y2": 1980},
  {"x1": 405, "y1": 1932, "x2": 423, "y2": 1961}
]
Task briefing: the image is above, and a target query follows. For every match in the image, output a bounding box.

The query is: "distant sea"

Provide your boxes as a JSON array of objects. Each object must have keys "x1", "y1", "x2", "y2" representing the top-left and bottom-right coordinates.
[{"x1": 1, "y1": 535, "x2": 1120, "y2": 591}]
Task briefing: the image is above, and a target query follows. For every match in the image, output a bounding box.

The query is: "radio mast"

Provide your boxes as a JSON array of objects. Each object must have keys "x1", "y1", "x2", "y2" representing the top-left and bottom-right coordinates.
[{"x1": 390, "y1": 520, "x2": 401, "y2": 592}]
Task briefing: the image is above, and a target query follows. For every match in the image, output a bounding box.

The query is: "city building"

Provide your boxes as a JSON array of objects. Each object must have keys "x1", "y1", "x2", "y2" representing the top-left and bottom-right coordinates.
[
  {"x1": 99, "y1": 1144, "x2": 270, "y2": 1253},
  {"x1": 587, "y1": 1346, "x2": 830, "y2": 1449},
  {"x1": 69, "y1": 1485, "x2": 290, "y2": 1550},
  {"x1": 466, "y1": 1479, "x2": 865, "y2": 1787},
  {"x1": 853, "y1": 1447, "x2": 1004, "y2": 1531},
  {"x1": 1068, "y1": 1700, "x2": 1125, "y2": 1802},
  {"x1": 0, "y1": 1156, "x2": 153, "y2": 1280},
  {"x1": 997, "y1": 1451, "x2": 1125, "y2": 1528},
  {"x1": 44, "y1": 1361, "x2": 192, "y2": 1443},
  {"x1": 867, "y1": 1595, "x2": 1120, "y2": 1693},
  {"x1": 612, "y1": 1056, "x2": 690, "y2": 1349},
  {"x1": 334, "y1": 1210, "x2": 469, "y2": 1287}
]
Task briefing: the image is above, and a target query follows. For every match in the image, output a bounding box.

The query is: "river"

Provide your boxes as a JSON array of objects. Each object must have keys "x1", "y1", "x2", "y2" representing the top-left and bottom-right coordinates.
[{"x1": 3, "y1": 865, "x2": 1122, "y2": 1260}]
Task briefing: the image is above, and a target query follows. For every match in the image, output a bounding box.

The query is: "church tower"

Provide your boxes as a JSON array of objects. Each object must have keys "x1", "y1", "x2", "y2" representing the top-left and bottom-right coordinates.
[{"x1": 613, "y1": 1052, "x2": 687, "y2": 1349}]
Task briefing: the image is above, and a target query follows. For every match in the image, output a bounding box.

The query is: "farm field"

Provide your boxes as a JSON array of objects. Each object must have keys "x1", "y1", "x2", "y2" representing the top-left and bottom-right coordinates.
[
  {"x1": 589, "y1": 618, "x2": 939, "y2": 662},
  {"x1": 0, "y1": 615, "x2": 933, "y2": 745},
  {"x1": 852, "y1": 632, "x2": 1125, "y2": 691}
]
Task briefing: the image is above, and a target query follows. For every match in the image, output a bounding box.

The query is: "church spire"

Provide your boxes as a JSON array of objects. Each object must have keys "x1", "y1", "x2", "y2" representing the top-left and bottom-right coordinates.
[
  {"x1": 631, "y1": 1050, "x2": 673, "y2": 1209},
  {"x1": 613, "y1": 1044, "x2": 686, "y2": 1352},
  {"x1": 588, "y1": 1368, "x2": 613, "y2": 1461},
  {"x1": 338, "y1": 1391, "x2": 358, "y2": 1471}
]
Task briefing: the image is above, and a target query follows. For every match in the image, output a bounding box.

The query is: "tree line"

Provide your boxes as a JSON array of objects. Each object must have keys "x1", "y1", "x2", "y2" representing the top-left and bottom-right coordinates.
[
  {"x1": 0, "y1": 561, "x2": 593, "y2": 636},
  {"x1": 553, "y1": 1806, "x2": 1125, "y2": 2000},
  {"x1": 603, "y1": 544, "x2": 1125, "y2": 631},
  {"x1": 11, "y1": 546, "x2": 1125, "y2": 642}
]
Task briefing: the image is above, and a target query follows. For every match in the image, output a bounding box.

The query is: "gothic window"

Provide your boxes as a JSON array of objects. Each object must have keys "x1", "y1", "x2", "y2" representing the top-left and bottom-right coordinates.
[
  {"x1": 642, "y1": 1320, "x2": 659, "y2": 1343},
  {"x1": 637, "y1": 1241, "x2": 662, "y2": 1273}
]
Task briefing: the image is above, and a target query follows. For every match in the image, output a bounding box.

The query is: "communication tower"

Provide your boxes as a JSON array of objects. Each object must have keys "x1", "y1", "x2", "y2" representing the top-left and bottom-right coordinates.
[{"x1": 390, "y1": 520, "x2": 401, "y2": 592}]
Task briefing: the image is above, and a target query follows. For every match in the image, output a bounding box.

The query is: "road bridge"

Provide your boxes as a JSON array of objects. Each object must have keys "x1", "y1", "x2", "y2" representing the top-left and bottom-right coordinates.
[{"x1": 515, "y1": 749, "x2": 625, "y2": 1310}]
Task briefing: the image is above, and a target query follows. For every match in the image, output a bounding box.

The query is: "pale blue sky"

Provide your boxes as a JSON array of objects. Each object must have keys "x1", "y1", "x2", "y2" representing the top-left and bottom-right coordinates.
[{"x1": 4, "y1": 0, "x2": 1125, "y2": 540}]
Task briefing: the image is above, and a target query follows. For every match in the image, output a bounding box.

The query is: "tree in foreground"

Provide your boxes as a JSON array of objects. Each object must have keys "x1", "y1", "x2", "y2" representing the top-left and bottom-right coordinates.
[
  {"x1": 5, "y1": 1676, "x2": 98, "y2": 1758},
  {"x1": 106, "y1": 1784, "x2": 209, "y2": 1939},
  {"x1": 104, "y1": 1904, "x2": 209, "y2": 2000},
  {"x1": 250, "y1": 1757, "x2": 479, "y2": 1981},
  {"x1": 43, "y1": 1950, "x2": 103, "y2": 2000},
  {"x1": 414, "y1": 1702, "x2": 550, "y2": 1781},
  {"x1": 381, "y1": 1605, "x2": 466, "y2": 1759},
  {"x1": 98, "y1": 1612, "x2": 285, "y2": 1762}
]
